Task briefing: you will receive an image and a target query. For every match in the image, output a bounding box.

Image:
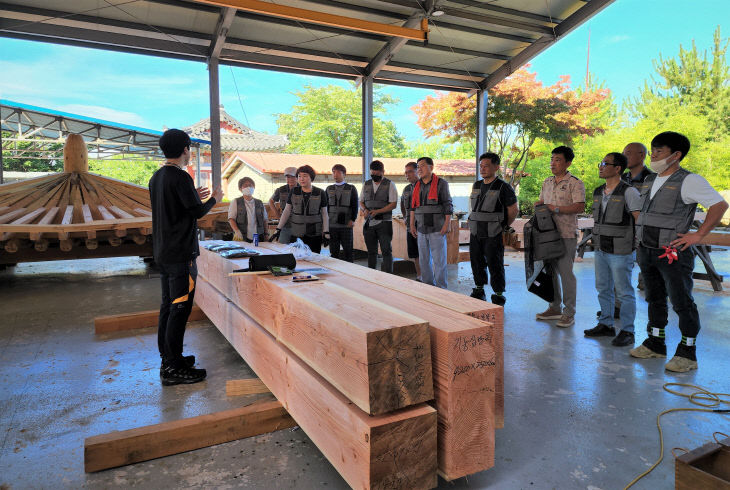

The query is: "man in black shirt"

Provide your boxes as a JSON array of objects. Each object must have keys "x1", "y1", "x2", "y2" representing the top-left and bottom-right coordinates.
[
  {"x1": 149, "y1": 129, "x2": 222, "y2": 386},
  {"x1": 468, "y1": 152, "x2": 518, "y2": 305}
]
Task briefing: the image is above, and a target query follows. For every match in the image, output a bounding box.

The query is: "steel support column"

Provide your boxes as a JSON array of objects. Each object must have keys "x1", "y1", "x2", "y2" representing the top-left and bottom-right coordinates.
[
  {"x1": 475, "y1": 89, "x2": 488, "y2": 176},
  {"x1": 0, "y1": 126, "x2": 4, "y2": 184},
  {"x1": 361, "y1": 75, "x2": 373, "y2": 183},
  {"x1": 208, "y1": 57, "x2": 222, "y2": 191},
  {"x1": 195, "y1": 144, "x2": 202, "y2": 187}
]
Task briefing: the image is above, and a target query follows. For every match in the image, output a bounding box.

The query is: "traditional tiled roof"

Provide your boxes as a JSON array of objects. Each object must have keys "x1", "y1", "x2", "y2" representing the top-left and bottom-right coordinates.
[
  {"x1": 183, "y1": 106, "x2": 288, "y2": 152},
  {"x1": 223, "y1": 152, "x2": 492, "y2": 179}
]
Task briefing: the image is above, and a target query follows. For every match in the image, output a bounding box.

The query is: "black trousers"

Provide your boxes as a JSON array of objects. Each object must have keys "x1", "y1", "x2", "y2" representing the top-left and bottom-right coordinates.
[
  {"x1": 363, "y1": 220, "x2": 393, "y2": 273},
  {"x1": 637, "y1": 245, "x2": 700, "y2": 341},
  {"x1": 296, "y1": 235, "x2": 322, "y2": 254},
  {"x1": 329, "y1": 227, "x2": 354, "y2": 262},
  {"x1": 469, "y1": 233, "x2": 505, "y2": 293},
  {"x1": 158, "y1": 259, "x2": 197, "y2": 368}
]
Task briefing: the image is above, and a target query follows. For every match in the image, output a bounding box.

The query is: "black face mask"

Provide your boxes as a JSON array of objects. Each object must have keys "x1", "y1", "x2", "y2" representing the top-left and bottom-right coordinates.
[{"x1": 371, "y1": 174, "x2": 383, "y2": 183}]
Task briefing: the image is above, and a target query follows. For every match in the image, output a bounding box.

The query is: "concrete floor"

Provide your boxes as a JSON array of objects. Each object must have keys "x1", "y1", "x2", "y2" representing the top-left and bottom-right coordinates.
[{"x1": 1, "y1": 249, "x2": 729, "y2": 489}]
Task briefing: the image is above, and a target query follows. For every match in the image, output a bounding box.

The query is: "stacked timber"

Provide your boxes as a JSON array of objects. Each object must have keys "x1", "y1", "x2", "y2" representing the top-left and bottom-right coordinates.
[
  {"x1": 196, "y1": 240, "x2": 504, "y2": 483},
  {"x1": 0, "y1": 134, "x2": 229, "y2": 265}
]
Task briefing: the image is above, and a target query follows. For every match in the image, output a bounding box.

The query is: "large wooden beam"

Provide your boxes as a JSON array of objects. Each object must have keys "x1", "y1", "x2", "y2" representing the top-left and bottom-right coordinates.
[
  {"x1": 196, "y1": 0, "x2": 428, "y2": 40},
  {"x1": 198, "y1": 248, "x2": 434, "y2": 415},
  {"x1": 195, "y1": 277, "x2": 438, "y2": 489},
  {"x1": 84, "y1": 398, "x2": 295, "y2": 472},
  {"x1": 94, "y1": 306, "x2": 207, "y2": 334}
]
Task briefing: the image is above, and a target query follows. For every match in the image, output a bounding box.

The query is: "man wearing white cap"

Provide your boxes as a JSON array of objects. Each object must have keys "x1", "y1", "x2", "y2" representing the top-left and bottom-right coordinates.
[{"x1": 269, "y1": 166, "x2": 299, "y2": 244}]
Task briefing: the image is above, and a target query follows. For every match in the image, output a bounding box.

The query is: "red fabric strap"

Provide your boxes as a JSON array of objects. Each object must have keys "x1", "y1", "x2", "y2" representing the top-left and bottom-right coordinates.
[{"x1": 411, "y1": 174, "x2": 439, "y2": 209}]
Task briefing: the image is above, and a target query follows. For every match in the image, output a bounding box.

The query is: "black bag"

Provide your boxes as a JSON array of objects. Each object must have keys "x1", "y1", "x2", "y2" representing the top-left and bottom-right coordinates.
[
  {"x1": 527, "y1": 263, "x2": 555, "y2": 302},
  {"x1": 248, "y1": 253, "x2": 297, "y2": 271}
]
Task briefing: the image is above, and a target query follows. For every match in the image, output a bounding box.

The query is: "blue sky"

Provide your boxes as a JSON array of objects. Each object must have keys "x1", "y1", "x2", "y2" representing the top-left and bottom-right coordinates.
[{"x1": 0, "y1": 0, "x2": 726, "y2": 142}]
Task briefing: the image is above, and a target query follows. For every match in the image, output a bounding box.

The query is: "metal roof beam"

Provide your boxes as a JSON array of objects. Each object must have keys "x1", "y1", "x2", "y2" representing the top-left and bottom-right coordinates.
[
  {"x1": 481, "y1": 0, "x2": 615, "y2": 89},
  {"x1": 210, "y1": 7, "x2": 237, "y2": 59},
  {"x1": 411, "y1": 41, "x2": 509, "y2": 61},
  {"x1": 438, "y1": 7, "x2": 555, "y2": 35},
  {"x1": 364, "y1": 12, "x2": 425, "y2": 79},
  {"x1": 446, "y1": 0, "x2": 562, "y2": 24}
]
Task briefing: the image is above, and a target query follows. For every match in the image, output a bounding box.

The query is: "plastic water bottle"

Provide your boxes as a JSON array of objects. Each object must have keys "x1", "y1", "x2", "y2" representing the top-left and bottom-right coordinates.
[{"x1": 253, "y1": 233, "x2": 259, "y2": 247}]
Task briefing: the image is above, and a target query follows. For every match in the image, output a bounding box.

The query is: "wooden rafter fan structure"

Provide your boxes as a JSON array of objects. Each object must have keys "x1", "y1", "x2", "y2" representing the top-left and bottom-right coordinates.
[{"x1": 0, "y1": 134, "x2": 229, "y2": 266}]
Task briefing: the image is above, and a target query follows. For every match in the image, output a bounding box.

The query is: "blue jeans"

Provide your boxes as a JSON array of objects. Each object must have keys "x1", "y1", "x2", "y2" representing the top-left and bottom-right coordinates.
[
  {"x1": 418, "y1": 231, "x2": 448, "y2": 289},
  {"x1": 595, "y1": 250, "x2": 636, "y2": 333}
]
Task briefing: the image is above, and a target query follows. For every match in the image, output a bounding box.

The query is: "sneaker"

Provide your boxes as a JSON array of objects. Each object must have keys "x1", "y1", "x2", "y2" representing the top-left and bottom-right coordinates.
[
  {"x1": 629, "y1": 344, "x2": 666, "y2": 359},
  {"x1": 160, "y1": 355, "x2": 195, "y2": 377},
  {"x1": 584, "y1": 323, "x2": 615, "y2": 337},
  {"x1": 536, "y1": 308, "x2": 562, "y2": 320},
  {"x1": 161, "y1": 365, "x2": 207, "y2": 386},
  {"x1": 470, "y1": 288, "x2": 486, "y2": 300},
  {"x1": 490, "y1": 293, "x2": 506, "y2": 306},
  {"x1": 665, "y1": 356, "x2": 698, "y2": 373},
  {"x1": 556, "y1": 315, "x2": 574, "y2": 328},
  {"x1": 612, "y1": 330, "x2": 635, "y2": 347}
]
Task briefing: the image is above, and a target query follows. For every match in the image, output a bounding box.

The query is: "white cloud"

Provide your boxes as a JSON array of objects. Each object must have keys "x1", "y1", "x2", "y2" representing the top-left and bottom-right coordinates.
[
  {"x1": 607, "y1": 35, "x2": 630, "y2": 44},
  {"x1": 56, "y1": 104, "x2": 150, "y2": 127}
]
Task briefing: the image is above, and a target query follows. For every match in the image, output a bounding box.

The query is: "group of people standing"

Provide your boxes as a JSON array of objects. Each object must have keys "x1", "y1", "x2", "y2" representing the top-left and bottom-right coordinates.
[{"x1": 150, "y1": 127, "x2": 727, "y2": 386}]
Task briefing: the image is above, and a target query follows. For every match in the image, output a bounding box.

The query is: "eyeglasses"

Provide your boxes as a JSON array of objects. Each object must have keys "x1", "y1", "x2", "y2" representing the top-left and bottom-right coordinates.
[{"x1": 598, "y1": 161, "x2": 620, "y2": 168}]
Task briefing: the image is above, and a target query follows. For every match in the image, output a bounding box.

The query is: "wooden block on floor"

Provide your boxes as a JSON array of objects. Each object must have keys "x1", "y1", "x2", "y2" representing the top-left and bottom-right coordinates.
[
  {"x1": 226, "y1": 378, "x2": 270, "y2": 396},
  {"x1": 84, "y1": 398, "x2": 295, "y2": 472},
  {"x1": 195, "y1": 277, "x2": 438, "y2": 489},
  {"x1": 94, "y1": 306, "x2": 207, "y2": 334},
  {"x1": 258, "y1": 241, "x2": 505, "y2": 429},
  {"x1": 199, "y1": 247, "x2": 434, "y2": 416}
]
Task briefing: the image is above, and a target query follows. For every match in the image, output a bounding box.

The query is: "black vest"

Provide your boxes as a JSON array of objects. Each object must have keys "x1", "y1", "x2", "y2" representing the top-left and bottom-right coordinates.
[
  {"x1": 326, "y1": 183, "x2": 354, "y2": 228},
  {"x1": 636, "y1": 168, "x2": 697, "y2": 249},
  {"x1": 235, "y1": 197, "x2": 266, "y2": 239},
  {"x1": 413, "y1": 178, "x2": 447, "y2": 233},
  {"x1": 362, "y1": 178, "x2": 393, "y2": 220},
  {"x1": 592, "y1": 182, "x2": 635, "y2": 254},
  {"x1": 468, "y1": 178, "x2": 506, "y2": 237},
  {"x1": 401, "y1": 183, "x2": 415, "y2": 228},
  {"x1": 290, "y1": 187, "x2": 323, "y2": 237}
]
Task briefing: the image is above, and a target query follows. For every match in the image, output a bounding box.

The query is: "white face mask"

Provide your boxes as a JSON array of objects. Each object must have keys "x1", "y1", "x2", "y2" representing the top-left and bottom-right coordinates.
[
  {"x1": 650, "y1": 153, "x2": 678, "y2": 174},
  {"x1": 241, "y1": 187, "x2": 254, "y2": 197}
]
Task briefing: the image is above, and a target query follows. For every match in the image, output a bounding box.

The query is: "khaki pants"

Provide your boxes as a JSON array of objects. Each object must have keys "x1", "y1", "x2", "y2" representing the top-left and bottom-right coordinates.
[{"x1": 548, "y1": 238, "x2": 577, "y2": 317}]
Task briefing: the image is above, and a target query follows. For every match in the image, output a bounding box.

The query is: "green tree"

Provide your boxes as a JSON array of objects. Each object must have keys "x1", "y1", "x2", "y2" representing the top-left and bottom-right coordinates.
[
  {"x1": 1, "y1": 131, "x2": 64, "y2": 172},
  {"x1": 405, "y1": 138, "x2": 474, "y2": 160},
  {"x1": 276, "y1": 84, "x2": 407, "y2": 157},
  {"x1": 88, "y1": 158, "x2": 160, "y2": 186}
]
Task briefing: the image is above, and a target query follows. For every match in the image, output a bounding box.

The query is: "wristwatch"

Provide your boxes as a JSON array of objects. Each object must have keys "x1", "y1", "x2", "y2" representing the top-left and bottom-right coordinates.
[{"x1": 554, "y1": 207, "x2": 560, "y2": 214}]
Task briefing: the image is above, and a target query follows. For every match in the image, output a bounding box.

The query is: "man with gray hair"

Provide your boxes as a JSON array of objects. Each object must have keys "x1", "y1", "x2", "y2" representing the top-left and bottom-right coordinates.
[{"x1": 622, "y1": 142, "x2": 654, "y2": 189}]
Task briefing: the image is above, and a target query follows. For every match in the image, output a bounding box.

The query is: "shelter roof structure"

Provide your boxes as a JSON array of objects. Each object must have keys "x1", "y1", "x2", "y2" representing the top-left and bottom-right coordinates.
[
  {"x1": 183, "y1": 105, "x2": 288, "y2": 152},
  {"x1": 0, "y1": 0, "x2": 614, "y2": 92},
  {"x1": 0, "y1": 99, "x2": 209, "y2": 160}
]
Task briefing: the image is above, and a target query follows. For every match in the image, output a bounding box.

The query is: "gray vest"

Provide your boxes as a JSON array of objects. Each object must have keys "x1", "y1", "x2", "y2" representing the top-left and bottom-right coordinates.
[
  {"x1": 362, "y1": 178, "x2": 392, "y2": 220},
  {"x1": 290, "y1": 189, "x2": 323, "y2": 237},
  {"x1": 636, "y1": 168, "x2": 697, "y2": 249},
  {"x1": 401, "y1": 183, "x2": 414, "y2": 228},
  {"x1": 531, "y1": 204, "x2": 565, "y2": 261},
  {"x1": 326, "y1": 184, "x2": 353, "y2": 228},
  {"x1": 468, "y1": 180, "x2": 505, "y2": 238},
  {"x1": 413, "y1": 179, "x2": 446, "y2": 233},
  {"x1": 235, "y1": 197, "x2": 266, "y2": 238},
  {"x1": 592, "y1": 182, "x2": 634, "y2": 255},
  {"x1": 276, "y1": 184, "x2": 293, "y2": 229}
]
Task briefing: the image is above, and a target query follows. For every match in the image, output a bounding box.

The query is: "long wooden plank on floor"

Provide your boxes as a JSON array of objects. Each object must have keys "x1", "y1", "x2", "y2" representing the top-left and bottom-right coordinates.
[
  {"x1": 195, "y1": 276, "x2": 438, "y2": 490},
  {"x1": 84, "y1": 398, "x2": 295, "y2": 473},
  {"x1": 94, "y1": 306, "x2": 207, "y2": 333},
  {"x1": 227, "y1": 378, "x2": 270, "y2": 396},
  {"x1": 258, "y1": 241, "x2": 506, "y2": 428},
  {"x1": 198, "y1": 248, "x2": 434, "y2": 416}
]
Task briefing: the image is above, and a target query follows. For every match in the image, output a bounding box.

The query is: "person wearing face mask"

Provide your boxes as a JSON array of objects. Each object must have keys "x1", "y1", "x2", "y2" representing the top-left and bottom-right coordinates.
[
  {"x1": 228, "y1": 177, "x2": 268, "y2": 243},
  {"x1": 400, "y1": 161, "x2": 421, "y2": 281},
  {"x1": 268, "y1": 167, "x2": 298, "y2": 244},
  {"x1": 360, "y1": 160, "x2": 398, "y2": 273},
  {"x1": 409, "y1": 156, "x2": 453, "y2": 289},
  {"x1": 583, "y1": 152, "x2": 641, "y2": 348},
  {"x1": 630, "y1": 132, "x2": 728, "y2": 372},
  {"x1": 271, "y1": 165, "x2": 329, "y2": 253},
  {"x1": 325, "y1": 164, "x2": 358, "y2": 262}
]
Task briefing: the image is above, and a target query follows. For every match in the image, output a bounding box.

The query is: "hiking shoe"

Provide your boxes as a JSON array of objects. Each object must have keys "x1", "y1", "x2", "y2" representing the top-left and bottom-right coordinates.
[
  {"x1": 665, "y1": 356, "x2": 698, "y2": 373},
  {"x1": 584, "y1": 323, "x2": 615, "y2": 337},
  {"x1": 536, "y1": 308, "x2": 562, "y2": 320},
  {"x1": 470, "y1": 288, "x2": 486, "y2": 300},
  {"x1": 490, "y1": 293, "x2": 506, "y2": 306},
  {"x1": 612, "y1": 330, "x2": 635, "y2": 347},
  {"x1": 629, "y1": 344, "x2": 666, "y2": 359},
  {"x1": 556, "y1": 315, "x2": 575, "y2": 328},
  {"x1": 160, "y1": 355, "x2": 195, "y2": 376},
  {"x1": 161, "y1": 365, "x2": 207, "y2": 386}
]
